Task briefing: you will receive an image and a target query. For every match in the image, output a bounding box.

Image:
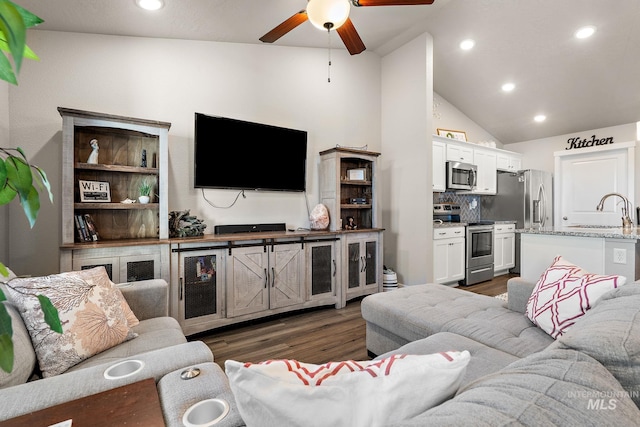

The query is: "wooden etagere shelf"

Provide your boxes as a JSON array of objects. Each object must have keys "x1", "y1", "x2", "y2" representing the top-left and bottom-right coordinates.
[{"x1": 59, "y1": 107, "x2": 172, "y2": 284}]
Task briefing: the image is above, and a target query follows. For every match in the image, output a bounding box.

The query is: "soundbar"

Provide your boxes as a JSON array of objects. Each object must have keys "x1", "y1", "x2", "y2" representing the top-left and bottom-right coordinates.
[{"x1": 214, "y1": 223, "x2": 287, "y2": 235}]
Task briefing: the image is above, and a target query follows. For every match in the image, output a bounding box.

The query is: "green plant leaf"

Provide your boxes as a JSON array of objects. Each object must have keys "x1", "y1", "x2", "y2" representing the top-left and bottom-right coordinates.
[
  {"x1": 0, "y1": 179, "x2": 17, "y2": 204},
  {"x1": 18, "y1": 184, "x2": 39, "y2": 228},
  {"x1": 0, "y1": 334, "x2": 13, "y2": 373},
  {"x1": 5, "y1": 155, "x2": 32, "y2": 199},
  {"x1": 33, "y1": 165, "x2": 53, "y2": 203},
  {"x1": 0, "y1": 287, "x2": 6, "y2": 301},
  {"x1": 0, "y1": 37, "x2": 39, "y2": 60},
  {"x1": 0, "y1": 264, "x2": 8, "y2": 279},
  {"x1": 0, "y1": 49, "x2": 16, "y2": 85},
  {"x1": 9, "y1": 0, "x2": 42, "y2": 29},
  {"x1": 37, "y1": 295, "x2": 62, "y2": 334},
  {"x1": 0, "y1": 156, "x2": 6, "y2": 187},
  {"x1": 0, "y1": 301, "x2": 14, "y2": 374},
  {"x1": 0, "y1": 0, "x2": 25, "y2": 74}
]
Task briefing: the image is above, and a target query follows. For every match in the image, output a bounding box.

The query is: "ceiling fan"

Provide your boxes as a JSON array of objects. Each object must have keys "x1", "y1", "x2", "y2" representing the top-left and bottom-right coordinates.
[{"x1": 259, "y1": 0, "x2": 436, "y2": 55}]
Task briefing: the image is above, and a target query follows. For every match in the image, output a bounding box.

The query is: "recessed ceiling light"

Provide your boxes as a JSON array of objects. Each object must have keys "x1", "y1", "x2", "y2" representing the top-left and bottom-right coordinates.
[
  {"x1": 501, "y1": 82, "x2": 515, "y2": 92},
  {"x1": 136, "y1": 0, "x2": 164, "y2": 11},
  {"x1": 459, "y1": 39, "x2": 475, "y2": 50},
  {"x1": 534, "y1": 114, "x2": 547, "y2": 123},
  {"x1": 575, "y1": 25, "x2": 596, "y2": 39}
]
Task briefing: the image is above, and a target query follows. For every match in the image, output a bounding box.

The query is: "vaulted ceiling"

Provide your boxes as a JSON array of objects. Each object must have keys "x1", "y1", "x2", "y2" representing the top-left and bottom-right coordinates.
[{"x1": 18, "y1": 0, "x2": 640, "y2": 144}]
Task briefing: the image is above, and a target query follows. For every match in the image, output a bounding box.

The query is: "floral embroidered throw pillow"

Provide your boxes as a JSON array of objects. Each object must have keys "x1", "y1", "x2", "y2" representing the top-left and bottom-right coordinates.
[{"x1": 4, "y1": 267, "x2": 138, "y2": 377}]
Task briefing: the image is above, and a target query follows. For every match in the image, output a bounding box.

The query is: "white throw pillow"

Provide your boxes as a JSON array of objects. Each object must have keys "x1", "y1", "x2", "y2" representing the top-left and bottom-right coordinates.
[
  {"x1": 525, "y1": 255, "x2": 626, "y2": 338},
  {"x1": 225, "y1": 351, "x2": 470, "y2": 427}
]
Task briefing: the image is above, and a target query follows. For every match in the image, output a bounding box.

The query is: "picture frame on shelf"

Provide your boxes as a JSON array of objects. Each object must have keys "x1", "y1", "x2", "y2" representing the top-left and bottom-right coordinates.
[
  {"x1": 79, "y1": 180, "x2": 111, "y2": 202},
  {"x1": 437, "y1": 128, "x2": 467, "y2": 142}
]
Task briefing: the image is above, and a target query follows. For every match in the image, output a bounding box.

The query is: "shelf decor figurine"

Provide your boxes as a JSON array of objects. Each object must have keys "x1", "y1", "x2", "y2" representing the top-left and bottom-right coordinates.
[
  {"x1": 140, "y1": 149, "x2": 147, "y2": 168},
  {"x1": 86, "y1": 138, "x2": 99, "y2": 164},
  {"x1": 138, "y1": 179, "x2": 151, "y2": 204}
]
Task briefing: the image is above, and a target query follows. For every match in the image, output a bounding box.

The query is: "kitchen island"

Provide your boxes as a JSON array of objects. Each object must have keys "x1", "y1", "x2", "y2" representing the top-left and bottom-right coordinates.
[{"x1": 517, "y1": 226, "x2": 640, "y2": 282}]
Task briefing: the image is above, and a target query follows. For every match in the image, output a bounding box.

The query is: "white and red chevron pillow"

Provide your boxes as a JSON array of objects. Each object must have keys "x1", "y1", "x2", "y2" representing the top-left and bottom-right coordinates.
[
  {"x1": 525, "y1": 255, "x2": 626, "y2": 338},
  {"x1": 225, "y1": 351, "x2": 470, "y2": 427}
]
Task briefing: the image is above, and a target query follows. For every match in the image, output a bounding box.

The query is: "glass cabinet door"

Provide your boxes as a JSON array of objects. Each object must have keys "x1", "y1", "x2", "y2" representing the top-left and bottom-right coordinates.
[
  {"x1": 182, "y1": 253, "x2": 218, "y2": 319},
  {"x1": 348, "y1": 242, "x2": 361, "y2": 289},
  {"x1": 365, "y1": 240, "x2": 377, "y2": 286},
  {"x1": 310, "y1": 244, "x2": 333, "y2": 296}
]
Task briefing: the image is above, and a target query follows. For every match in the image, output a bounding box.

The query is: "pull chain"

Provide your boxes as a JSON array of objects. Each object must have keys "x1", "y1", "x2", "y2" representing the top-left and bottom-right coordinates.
[{"x1": 324, "y1": 23, "x2": 333, "y2": 83}]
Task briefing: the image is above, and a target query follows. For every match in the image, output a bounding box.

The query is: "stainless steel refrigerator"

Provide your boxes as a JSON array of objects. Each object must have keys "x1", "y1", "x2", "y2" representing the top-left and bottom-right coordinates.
[{"x1": 481, "y1": 169, "x2": 553, "y2": 273}]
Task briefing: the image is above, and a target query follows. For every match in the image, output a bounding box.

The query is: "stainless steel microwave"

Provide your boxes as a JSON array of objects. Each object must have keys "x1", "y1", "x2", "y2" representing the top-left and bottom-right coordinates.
[{"x1": 446, "y1": 161, "x2": 477, "y2": 190}]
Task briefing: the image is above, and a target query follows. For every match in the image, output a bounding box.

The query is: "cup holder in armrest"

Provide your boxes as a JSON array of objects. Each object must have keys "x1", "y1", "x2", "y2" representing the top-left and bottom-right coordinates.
[
  {"x1": 103, "y1": 359, "x2": 145, "y2": 380},
  {"x1": 182, "y1": 398, "x2": 230, "y2": 426}
]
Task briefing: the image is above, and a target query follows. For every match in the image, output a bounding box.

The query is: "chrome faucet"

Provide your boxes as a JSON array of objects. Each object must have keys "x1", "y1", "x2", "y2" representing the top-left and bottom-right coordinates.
[{"x1": 596, "y1": 193, "x2": 634, "y2": 229}]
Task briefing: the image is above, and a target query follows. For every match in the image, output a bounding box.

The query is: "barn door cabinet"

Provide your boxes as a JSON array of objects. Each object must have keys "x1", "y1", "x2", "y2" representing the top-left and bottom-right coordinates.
[
  {"x1": 59, "y1": 107, "x2": 171, "y2": 283},
  {"x1": 226, "y1": 241, "x2": 305, "y2": 318}
]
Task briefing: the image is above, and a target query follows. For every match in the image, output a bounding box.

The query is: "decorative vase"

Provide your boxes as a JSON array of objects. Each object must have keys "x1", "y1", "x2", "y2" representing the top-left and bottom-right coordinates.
[{"x1": 138, "y1": 195, "x2": 150, "y2": 204}]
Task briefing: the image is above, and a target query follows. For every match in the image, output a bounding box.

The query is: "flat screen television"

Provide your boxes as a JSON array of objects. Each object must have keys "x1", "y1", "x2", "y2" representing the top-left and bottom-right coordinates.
[{"x1": 194, "y1": 113, "x2": 308, "y2": 192}]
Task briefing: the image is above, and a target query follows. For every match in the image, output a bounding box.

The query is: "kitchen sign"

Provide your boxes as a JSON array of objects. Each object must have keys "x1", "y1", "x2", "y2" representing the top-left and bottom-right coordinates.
[{"x1": 566, "y1": 134, "x2": 614, "y2": 150}]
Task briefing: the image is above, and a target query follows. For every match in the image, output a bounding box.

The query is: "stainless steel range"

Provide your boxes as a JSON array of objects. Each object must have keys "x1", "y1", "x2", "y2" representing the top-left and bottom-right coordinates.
[{"x1": 461, "y1": 221, "x2": 494, "y2": 286}]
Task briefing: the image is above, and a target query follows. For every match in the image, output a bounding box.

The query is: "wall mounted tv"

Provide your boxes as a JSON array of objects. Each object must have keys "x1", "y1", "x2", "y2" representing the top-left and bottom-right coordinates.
[{"x1": 194, "y1": 113, "x2": 308, "y2": 192}]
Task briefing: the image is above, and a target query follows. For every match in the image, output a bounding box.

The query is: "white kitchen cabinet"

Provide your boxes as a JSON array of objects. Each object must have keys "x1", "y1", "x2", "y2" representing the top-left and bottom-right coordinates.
[
  {"x1": 496, "y1": 151, "x2": 522, "y2": 172},
  {"x1": 433, "y1": 227, "x2": 465, "y2": 284},
  {"x1": 432, "y1": 140, "x2": 446, "y2": 192},
  {"x1": 472, "y1": 149, "x2": 497, "y2": 194},
  {"x1": 446, "y1": 143, "x2": 474, "y2": 163},
  {"x1": 494, "y1": 223, "x2": 515, "y2": 274}
]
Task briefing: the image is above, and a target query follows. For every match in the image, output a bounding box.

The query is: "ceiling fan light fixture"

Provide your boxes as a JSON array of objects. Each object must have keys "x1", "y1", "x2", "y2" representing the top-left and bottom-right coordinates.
[{"x1": 307, "y1": 0, "x2": 351, "y2": 31}]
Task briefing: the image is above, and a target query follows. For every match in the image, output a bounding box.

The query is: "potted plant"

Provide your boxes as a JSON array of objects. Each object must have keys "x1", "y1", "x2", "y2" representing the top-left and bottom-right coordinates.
[
  {"x1": 0, "y1": 1, "x2": 61, "y2": 375},
  {"x1": 138, "y1": 179, "x2": 151, "y2": 204}
]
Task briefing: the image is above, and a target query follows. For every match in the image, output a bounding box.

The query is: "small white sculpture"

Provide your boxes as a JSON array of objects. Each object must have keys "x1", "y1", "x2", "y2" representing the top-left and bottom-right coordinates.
[
  {"x1": 309, "y1": 204, "x2": 330, "y2": 230},
  {"x1": 87, "y1": 139, "x2": 99, "y2": 164}
]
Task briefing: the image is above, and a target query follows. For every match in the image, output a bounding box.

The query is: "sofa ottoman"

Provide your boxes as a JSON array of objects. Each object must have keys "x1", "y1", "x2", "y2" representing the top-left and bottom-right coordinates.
[
  {"x1": 361, "y1": 283, "x2": 553, "y2": 357},
  {"x1": 376, "y1": 332, "x2": 519, "y2": 388}
]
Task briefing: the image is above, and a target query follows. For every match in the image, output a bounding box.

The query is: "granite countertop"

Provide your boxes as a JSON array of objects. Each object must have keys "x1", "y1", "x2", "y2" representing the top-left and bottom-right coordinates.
[
  {"x1": 516, "y1": 225, "x2": 640, "y2": 240},
  {"x1": 433, "y1": 219, "x2": 517, "y2": 228},
  {"x1": 434, "y1": 222, "x2": 467, "y2": 228}
]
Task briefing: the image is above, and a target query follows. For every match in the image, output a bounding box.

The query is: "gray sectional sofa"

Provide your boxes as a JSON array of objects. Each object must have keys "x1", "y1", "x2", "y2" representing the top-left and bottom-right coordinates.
[
  {"x1": 362, "y1": 278, "x2": 640, "y2": 425},
  {"x1": 0, "y1": 278, "x2": 216, "y2": 423}
]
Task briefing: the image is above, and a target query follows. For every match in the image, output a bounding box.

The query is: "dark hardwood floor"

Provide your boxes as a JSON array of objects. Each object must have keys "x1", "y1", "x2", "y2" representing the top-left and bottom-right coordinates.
[{"x1": 195, "y1": 274, "x2": 516, "y2": 369}]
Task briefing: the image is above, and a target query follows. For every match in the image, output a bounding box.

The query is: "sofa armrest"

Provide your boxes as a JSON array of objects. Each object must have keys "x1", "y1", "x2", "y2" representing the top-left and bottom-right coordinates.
[
  {"x1": 507, "y1": 277, "x2": 536, "y2": 314},
  {"x1": 0, "y1": 341, "x2": 213, "y2": 421},
  {"x1": 117, "y1": 279, "x2": 169, "y2": 320}
]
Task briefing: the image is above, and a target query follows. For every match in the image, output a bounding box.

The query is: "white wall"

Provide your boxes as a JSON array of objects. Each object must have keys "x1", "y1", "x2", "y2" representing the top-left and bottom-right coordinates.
[
  {"x1": 7, "y1": 31, "x2": 382, "y2": 276},
  {"x1": 507, "y1": 123, "x2": 637, "y2": 173},
  {"x1": 380, "y1": 33, "x2": 433, "y2": 285},
  {"x1": 432, "y1": 93, "x2": 502, "y2": 146}
]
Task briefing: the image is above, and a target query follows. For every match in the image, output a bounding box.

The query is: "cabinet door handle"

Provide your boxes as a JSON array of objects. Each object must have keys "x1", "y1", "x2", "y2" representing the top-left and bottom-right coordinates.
[
  {"x1": 332, "y1": 259, "x2": 336, "y2": 277},
  {"x1": 271, "y1": 267, "x2": 275, "y2": 288},
  {"x1": 179, "y1": 277, "x2": 183, "y2": 301},
  {"x1": 360, "y1": 256, "x2": 365, "y2": 272},
  {"x1": 264, "y1": 268, "x2": 268, "y2": 288}
]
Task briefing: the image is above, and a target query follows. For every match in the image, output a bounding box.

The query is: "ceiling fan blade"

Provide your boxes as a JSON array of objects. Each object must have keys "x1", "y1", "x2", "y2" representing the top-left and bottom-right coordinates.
[
  {"x1": 259, "y1": 10, "x2": 308, "y2": 43},
  {"x1": 337, "y1": 18, "x2": 366, "y2": 55},
  {"x1": 352, "y1": 0, "x2": 434, "y2": 6}
]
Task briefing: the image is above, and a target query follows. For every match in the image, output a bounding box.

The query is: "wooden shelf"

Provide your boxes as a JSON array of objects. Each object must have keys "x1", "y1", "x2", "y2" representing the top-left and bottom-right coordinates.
[
  {"x1": 75, "y1": 202, "x2": 159, "y2": 210},
  {"x1": 341, "y1": 204, "x2": 372, "y2": 209},
  {"x1": 340, "y1": 180, "x2": 372, "y2": 186},
  {"x1": 75, "y1": 162, "x2": 159, "y2": 174}
]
